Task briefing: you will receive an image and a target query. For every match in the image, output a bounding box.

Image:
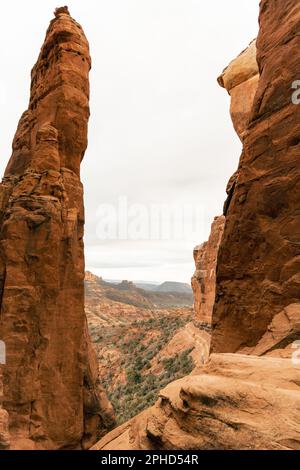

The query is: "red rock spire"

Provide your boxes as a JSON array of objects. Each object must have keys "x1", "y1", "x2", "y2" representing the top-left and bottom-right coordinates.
[{"x1": 0, "y1": 9, "x2": 114, "y2": 450}]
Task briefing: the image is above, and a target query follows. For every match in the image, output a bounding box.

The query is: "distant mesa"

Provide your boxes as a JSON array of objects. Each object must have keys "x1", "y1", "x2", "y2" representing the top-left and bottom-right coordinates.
[
  {"x1": 85, "y1": 272, "x2": 193, "y2": 295},
  {"x1": 156, "y1": 281, "x2": 192, "y2": 294},
  {"x1": 85, "y1": 272, "x2": 194, "y2": 309}
]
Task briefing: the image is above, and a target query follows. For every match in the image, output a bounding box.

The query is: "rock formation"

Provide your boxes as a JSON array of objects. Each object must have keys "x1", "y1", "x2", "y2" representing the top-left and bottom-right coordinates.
[
  {"x1": 0, "y1": 368, "x2": 10, "y2": 450},
  {"x1": 212, "y1": 0, "x2": 300, "y2": 354},
  {"x1": 92, "y1": 0, "x2": 300, "y2": 451},
  {"x1": 92, "y1": 354, "x2": 300, "y2": 450},
  {"x1": 218, "y1": 41, "x2": 260, "y2": 216},
  {"x1": 0, "y1": 7, "x2": 114, "y2": 450},
  {"x1": 191, "y1": 216, "x2": 225, "y2": 326},
  {"x1": 192, "y1": 42, "x2": 258, "y2": 325},
  {"x1": 218, "y1": 40, "x2": 259, "y2": 141}
]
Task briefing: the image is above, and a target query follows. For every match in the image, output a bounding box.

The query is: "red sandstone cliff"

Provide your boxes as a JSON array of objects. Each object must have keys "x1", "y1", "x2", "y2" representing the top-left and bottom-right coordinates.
[
  {"x1": 212, "y1": 0, "x2": 300, "y2": 353},
  {"x1": 0, "y1": 7, "x2": 114, "y2": 450},
  {"x1": 191, "y1": 216, "x2": 225, "y2": 326}
]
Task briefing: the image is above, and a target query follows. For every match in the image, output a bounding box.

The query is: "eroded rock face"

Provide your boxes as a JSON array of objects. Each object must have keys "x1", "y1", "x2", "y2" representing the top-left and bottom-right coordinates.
[
  {"x1": 0, "y1": 8, "x2": 114, "y2": 450},
  {"x1": 92, "y1": 354, "x2": 300, "y2": 450},
  {"x1": 240, "y1": 303, "x2": 300, "y2": 358},
  {"x1": 212, "y1": 0, "x2": 300, "y2": 354},
  {"x1": 0, "y1": 367, "x2": 10, "y2": 450},
  {"x1": 219, "y1": 41, "x2": 260, "y2": 217},
  {"x1": 191, "y1": 216, "x2": 225, "y2": 326},
  {"x1": 218, "y1": 40, "x2": 259, "y2": 141}
]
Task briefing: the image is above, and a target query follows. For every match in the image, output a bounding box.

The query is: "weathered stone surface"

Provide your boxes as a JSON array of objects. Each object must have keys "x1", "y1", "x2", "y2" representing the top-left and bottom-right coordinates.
[
  {"x1": 92, "y1": 354, "x2": 300, "y2": 450},
  {"x1": 212, "y1": 0, "x2": 300, "y2": 353},
  {"x1": 0, "y1": 8, "x2": 114, "y2": 449},
  {"x1": 218, "y1": 40, "x2": 259, "y2": 140},
  {"x1": 219, "y1": 41, "x2": 259, "y2": 217},
  {"x1": 0, "y1": 367, "x2": 10, "y2": 450},
  {"x1": 240, "y1": 303, "x2": 300, "y2": 359},
  {"x1": 191, "y1": 216, "x2": 225, "y2": 326}
]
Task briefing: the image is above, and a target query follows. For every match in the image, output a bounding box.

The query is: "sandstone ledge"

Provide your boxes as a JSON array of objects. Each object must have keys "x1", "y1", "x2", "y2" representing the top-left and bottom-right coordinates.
[{"x1": 92, "y1": 354, "x2": 300, "y2": 450}]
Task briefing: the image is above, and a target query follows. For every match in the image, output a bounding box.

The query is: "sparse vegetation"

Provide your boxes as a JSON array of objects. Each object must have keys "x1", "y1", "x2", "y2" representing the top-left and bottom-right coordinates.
[
  {"x1": 96, "y1": 313, "x2": 194, "y2": 425},
  {"x1": 86, "y1": 273, "x2": 194, "y2": 425},
  {"x1": 107, "y1": 347, "x2": 194, "y2": 424}
]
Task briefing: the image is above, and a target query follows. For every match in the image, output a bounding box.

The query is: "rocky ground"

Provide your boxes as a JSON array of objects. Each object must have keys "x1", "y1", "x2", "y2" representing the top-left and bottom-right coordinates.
[{"x1": 93, "y1": 353, "x2": 300, "y2": 450}]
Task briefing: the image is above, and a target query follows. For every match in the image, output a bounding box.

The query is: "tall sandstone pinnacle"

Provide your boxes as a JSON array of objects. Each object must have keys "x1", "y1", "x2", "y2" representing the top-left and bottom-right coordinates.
[
  {"x1": 212, "y1": 0, "x2": 300, "y2": 353},
  {"x1": 0, "y1": 7, "x2": 114, "y2": 450}
]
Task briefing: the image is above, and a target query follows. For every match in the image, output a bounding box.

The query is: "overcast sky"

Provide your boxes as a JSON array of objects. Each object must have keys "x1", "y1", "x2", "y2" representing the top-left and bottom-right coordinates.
[{"x1": 0, "y1": 1, "x2": 259, "y2": 283}]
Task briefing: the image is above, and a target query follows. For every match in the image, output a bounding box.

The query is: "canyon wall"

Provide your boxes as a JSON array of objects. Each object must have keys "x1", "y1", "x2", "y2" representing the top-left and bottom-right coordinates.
[
  {"x1": 191, "y1": 216, "x2": 225, "y2": 325},
  {"x1": 0, "y1": 7, "x2": 114, "y2": 450},
  {"x1": 212, "y1": 0, "x2": 300, "y2": 353}
]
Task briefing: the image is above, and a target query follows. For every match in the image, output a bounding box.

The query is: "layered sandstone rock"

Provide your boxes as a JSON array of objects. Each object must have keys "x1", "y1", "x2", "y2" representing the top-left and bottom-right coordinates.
[
  {"x1": 92, "y1": 354, "x2": 300, "y2": 450},
  {"x1": 191, "y1": 216, "x2": 225, "y2": 326},
  {"x1": 212, "y1": 0, "x2": 300, "y2": 354},
  {"x1": 0, "y1": 7, "x2": 114, "y2": 450},
  {"x1": 240, "y1": 303, "x2": 300, "y2": 358},
  {"x1": 218, "y1": 40, "x2": 259, "y2": 141},
  {"x1": 219, "y1": 41, "x2": 259, "y2": 216}
]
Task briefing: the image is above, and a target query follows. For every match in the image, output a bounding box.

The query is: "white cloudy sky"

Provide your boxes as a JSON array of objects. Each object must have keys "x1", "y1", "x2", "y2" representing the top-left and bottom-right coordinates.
[{"x1": 0, "y1": 1, "x2": 259, "y2": 283}]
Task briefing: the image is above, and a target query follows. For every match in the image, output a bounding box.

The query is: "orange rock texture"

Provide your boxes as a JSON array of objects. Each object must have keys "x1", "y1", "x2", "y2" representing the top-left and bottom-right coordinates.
[
  {"x1": 218, "y1": 40, "x2": 259, "y2": 141},
  {"x1": 212, "y1": 0, "x2": 300, "y2": 353},
  {"x1": 0, "y1": 7, "x2": 114, "y2": 450},
  {"x1": 92, "y1": 354, "x2": 300, "y2": 450},
  {"x1": 219, "y1": 41, "x2": 259, "y2": 217},
  {"x1": 191, "y1": 216, "x2": 225, "y2": 325},
  {"x1": 0, "y1": 367, "x2": 10, "y2": 450}
]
